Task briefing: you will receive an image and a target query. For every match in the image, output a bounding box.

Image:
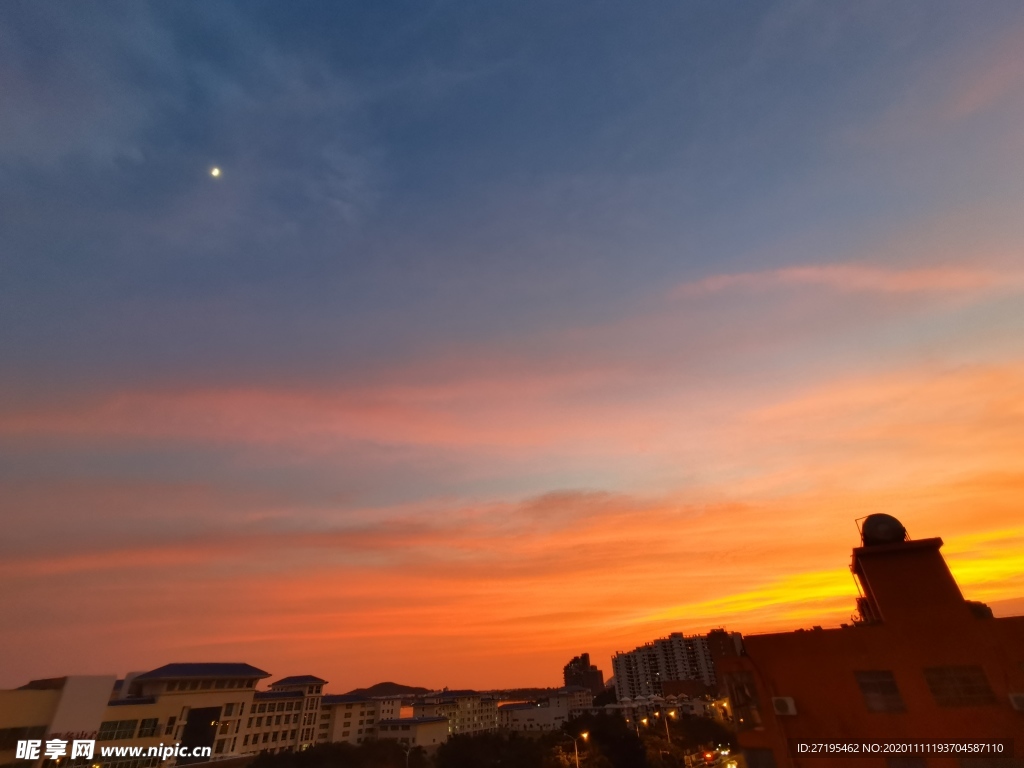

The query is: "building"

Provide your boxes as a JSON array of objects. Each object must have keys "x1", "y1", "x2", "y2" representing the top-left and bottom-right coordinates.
[
  {"x1": 238, "y1": 674, "x2": 326, "y2": 756},
  {"x1": 318, "y1": 694, "x2": 400, "y2": 746},
  {"x1": 497, "y1": 687, "x2": 593, "y2": 732},
  {"x1": 612, "y1": 629, "x2": 740, "y2": 700},
  {"x1": 374, "y1": 717, "x2": 449, "y2": 751},
  {"x1": 718, "y1": 514, "x2": 1024, "y2": 768},
  {"x1": 413, "y1": 690, "x2": 497, "y2": 735},
  {"x1": 0, "y1": 663, "x2": 270, "y2": 768},
  {"x1": 563, "y1": 654, "x2": 606, "y2": 697},
  {"x1": 0, "y1": 664, "x2": 399, "y2": 768}
]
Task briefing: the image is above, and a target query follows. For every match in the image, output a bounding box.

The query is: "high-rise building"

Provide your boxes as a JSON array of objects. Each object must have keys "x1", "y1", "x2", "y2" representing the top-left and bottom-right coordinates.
[
  {"x1": 612, "y1": 629, "x2": 741, "y2": 700},
  {"x1": 562, "y1": 653, "x2": 606, "y2": 696},
  {"x1": 718, "y1": 514, "x2": 1024, "y2": 768}
]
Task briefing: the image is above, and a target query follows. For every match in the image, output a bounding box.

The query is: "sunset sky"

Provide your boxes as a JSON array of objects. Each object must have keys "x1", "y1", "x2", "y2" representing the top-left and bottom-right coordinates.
[{"x1": 2, "y1": 1, "x2": 1024, "y2": 691}]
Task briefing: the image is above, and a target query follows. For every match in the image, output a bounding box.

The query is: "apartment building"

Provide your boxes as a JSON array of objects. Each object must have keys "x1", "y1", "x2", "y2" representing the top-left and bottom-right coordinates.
[
  {"x1": 413, "y1": 690, "x2": 497, "y2": 735},
  {"x1": 612, "y1": 629, "x2": 741, "y2": 700},
  {"x1": 318, "y1": 694, "x2": 400, "y2": 746}
]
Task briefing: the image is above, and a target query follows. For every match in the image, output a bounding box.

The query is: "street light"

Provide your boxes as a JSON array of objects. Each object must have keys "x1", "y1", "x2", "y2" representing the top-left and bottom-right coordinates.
[
  {"x1": 654, "y1": 708, "x2": 676, "y2": 744},
  {"x1": 573, "y1": 732, "x2": 589, "y2": 768}
]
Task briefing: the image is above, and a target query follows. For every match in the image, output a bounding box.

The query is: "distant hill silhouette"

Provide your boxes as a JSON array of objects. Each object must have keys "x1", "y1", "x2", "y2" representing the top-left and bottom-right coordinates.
[{"x1": 343, "y1": 681, "x2": 430, "y2": 697}]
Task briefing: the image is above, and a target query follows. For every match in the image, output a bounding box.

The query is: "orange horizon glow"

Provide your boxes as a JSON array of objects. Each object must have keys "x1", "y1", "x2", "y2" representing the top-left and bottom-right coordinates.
[{"x1": 2, "y1": 258, "x2": 1024, "y2": 691}]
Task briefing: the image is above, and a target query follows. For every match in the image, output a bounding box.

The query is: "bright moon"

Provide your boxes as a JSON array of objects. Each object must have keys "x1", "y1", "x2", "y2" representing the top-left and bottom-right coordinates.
[{"x1": 210, "y1": 167, "x2": 221, "y2": 177}]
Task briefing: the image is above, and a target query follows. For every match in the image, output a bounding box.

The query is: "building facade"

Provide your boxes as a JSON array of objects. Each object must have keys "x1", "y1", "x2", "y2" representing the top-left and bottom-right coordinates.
[
  {"x1": 318, "y1": 694, "x2": 400, "y2": 746},
  {"x1": 718, "y1": 514, "x2": 1024, "y2": 768},
  {"x1": 497, "y1": 687, "x2": 593, "y2": 732},
  {"x1": 0, "y1": 664, "x2": 420, "y2": 768},
  {"x1": 612, "y1": 629, "x2": 740, "y2": 700},
  {"x1": 413, "y1": 691, "x2": 497, "y2": 735},
  {"x1": 375, "y1": 717, "x2": 449, "y2": 751}
]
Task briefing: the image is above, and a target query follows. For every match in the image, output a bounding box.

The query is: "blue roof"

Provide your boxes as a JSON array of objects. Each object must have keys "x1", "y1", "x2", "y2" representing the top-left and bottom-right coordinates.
[
  {"x1": 110, "y1": 696, "x2": 156, "y2": 706},
  {"x1": 135, "y1": 663, "x2": 270, "y2": 680},
  {"x1": 322, "y1": 694, "x2": 373, "y2": 704},
  {"x1": 379, "y1": 717, "x2": 449, "y2": 725},
  {"x1": 255, "y1": 689, "x2": 304, "y2": 699},
  {"x1": 270, "y1": 675, "x2": 327, "y2": 687}
]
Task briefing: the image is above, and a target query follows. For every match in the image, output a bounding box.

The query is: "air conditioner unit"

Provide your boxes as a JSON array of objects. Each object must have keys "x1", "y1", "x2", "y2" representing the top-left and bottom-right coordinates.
[
  {"x1": 1009, "y1": 693, "x2": 1024, "y2": 711},
  {"x1": 772, "y1": 697, "x2": 797, "y2": 716}
]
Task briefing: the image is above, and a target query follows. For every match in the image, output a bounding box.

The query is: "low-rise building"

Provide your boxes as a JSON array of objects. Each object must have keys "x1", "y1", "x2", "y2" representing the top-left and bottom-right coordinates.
[
  {"x1": 318, "y1": 694, "x2": 400, "y2": 745},
  {"x1": 0, "y1": 663, "x2": 269, "y2": 768},
  {"x1": 498, "y1": 687, "x2": 594, "y2": 732},
  {"x1": 375, "y1": 717, "x2": 449, "y2": 751},
  {"x1": 414, "y1": 690, "x2": 497, "y2": 735}
]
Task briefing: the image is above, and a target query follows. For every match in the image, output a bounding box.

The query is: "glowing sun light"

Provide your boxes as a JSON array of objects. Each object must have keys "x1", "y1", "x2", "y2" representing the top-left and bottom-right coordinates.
[{"x1": 210, "y1": 167, "x2": 221, "y2": 178}]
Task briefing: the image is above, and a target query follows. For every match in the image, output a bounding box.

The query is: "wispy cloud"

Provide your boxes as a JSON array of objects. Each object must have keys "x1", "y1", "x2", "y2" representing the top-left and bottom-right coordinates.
[{"x1": 672, "y1": 263, "x2": 1024, "y2": 299}]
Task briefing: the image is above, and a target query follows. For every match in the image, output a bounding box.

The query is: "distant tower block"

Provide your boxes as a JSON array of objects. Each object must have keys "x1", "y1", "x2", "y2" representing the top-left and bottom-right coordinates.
[{"x1": 563, "y1": 653, "x2": 606, "y2": 696}]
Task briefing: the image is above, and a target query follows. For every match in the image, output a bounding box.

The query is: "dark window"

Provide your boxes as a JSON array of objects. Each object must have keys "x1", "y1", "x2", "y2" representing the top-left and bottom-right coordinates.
[
  {"x1": 0, "y1": 725, "x2": 47, "y2": 750},
  {"x1": 855, "y1": 670, "x2": 906, "y2": 712},
  {"x1": 923, "y1": 666, "x2": 997, "y2": 707},
  {"x1": 97, "y1": 720, "x2": 138, "y2": 741},
  {"x1": 138, "y1": 719, "x2": 159, "y2": 737}
]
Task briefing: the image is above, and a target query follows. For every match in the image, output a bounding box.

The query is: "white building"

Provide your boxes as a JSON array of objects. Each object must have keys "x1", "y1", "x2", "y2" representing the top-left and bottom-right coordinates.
[
  {"x1": 612, "y1": 630, "x2": 740, "y2": 700},
  {"x1": 413, "y1": 690, "x2": 497, "y2": 735},
  {"x1": 375, "y1": 717, "x2": 449, "y2": 751},
  {"x1": 318, "y1": 694, "x2": 400, "y2": 745},
  {"x1": 497, "y1": 687, "x2": 592, "y2": 732}
]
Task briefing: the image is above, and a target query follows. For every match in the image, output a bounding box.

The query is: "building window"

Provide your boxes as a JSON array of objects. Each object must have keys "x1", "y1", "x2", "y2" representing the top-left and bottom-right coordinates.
[
  {"x1": 923, "y1": 666, "x2": 997, "y2": 707},
  {"x1": 138, "y1": 719, "x2": 159, "y2": 738},
  {"x1": 97, "y1": 720, "x2": 138, "y2": 741},
  {"x1": 855, "y1": 671, "x2": 906, "y2": 713}
]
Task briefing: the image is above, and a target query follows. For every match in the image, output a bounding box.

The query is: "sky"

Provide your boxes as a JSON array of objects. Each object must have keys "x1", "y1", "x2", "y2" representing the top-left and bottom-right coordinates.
[{"x1": 2, "y1": 1, "x2": 1024, "y2": 691}]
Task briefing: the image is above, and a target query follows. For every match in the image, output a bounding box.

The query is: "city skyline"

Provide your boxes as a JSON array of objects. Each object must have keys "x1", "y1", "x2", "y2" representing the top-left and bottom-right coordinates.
[{"x1": 3, "y1": 1, "x2": 1024, "y2": 691}]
